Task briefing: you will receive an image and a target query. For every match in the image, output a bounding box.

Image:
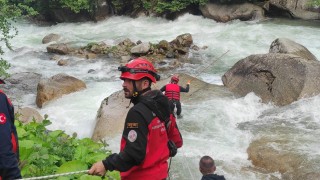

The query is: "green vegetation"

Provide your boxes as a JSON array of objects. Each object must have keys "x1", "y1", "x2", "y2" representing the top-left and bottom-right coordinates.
[
  {"x1": 0, "y1": 0, "x2": 36, "y2": 78},
  {"x1": 153, "y1": 0, "x2": 208, "y2": 13},
  {"x1": 311, "y1": 0, "x2": 320, "y2": 5},
  {"x1": 109, "y1": 0, "x2": 209, "y2": 14},
  {"x1": 10, "y1": 0, "x2": 93, "y2": 14},
  {"x1": 16, "y1": 115, "x2": 120, "y2": 179},
  {"x1": 57, "y1": 0, "x2": 92, "y2": 13}
]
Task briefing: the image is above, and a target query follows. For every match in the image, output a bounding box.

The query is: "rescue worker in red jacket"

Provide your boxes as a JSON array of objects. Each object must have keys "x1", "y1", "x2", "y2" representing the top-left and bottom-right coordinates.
[
  {"x1": 0, "y1": 80, "x2": 22, "y2": 180},
  {"x1": 160, "y1": 75, "x2": 190, "y2": 119},
  {"x1": 89, "y1": 58, "x2": 178, "y2": 180}
]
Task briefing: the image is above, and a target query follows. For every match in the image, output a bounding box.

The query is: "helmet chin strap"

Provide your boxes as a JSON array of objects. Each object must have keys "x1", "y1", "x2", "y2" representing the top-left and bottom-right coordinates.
[
  {"x1": 132, "y1": 80, "x2": 139, "y2": 98},
  {"x1": 128, "y1": 80, "x2": 151, "y2": 106}
]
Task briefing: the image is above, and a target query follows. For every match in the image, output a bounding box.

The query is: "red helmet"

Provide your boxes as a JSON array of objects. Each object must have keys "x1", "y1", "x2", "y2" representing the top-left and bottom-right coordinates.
[
  {"x1": 171, "y1": 75, "x2": 179, "y2": 83},
  {"x1": 118, "y1": 58, "x2": 160, "y2": 83}
]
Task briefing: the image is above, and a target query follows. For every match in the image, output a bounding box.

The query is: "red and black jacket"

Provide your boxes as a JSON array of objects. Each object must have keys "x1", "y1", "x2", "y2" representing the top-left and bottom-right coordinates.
[
  {"x1": 102, "y1": 90, "x2": 171, "y2": 180},
  {"x1": 0, "y1": 90, "x2": 19, "y2": 169}
]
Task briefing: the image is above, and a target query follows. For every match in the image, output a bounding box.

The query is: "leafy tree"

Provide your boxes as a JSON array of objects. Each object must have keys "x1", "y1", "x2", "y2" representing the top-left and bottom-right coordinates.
[
  {"x1": 0, "y1": 0, "x2": 36, "y2": 78},
  {"x1": 27, "y1": 0, "x2": 94, "y2": 15}
]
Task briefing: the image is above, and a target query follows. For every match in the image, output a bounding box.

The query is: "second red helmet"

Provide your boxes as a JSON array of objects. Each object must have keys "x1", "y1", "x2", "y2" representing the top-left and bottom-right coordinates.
[{"x1": 171, "y1": 75, "x2": 179, "y2": 83}]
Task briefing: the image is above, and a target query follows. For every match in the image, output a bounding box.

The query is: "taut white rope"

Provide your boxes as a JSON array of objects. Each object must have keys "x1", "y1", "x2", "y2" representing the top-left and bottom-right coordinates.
[
  {"x1": 16, "y1": 170, "x2": 89, "y2": 180},
  {"x1": 16, "y1": 170, "x2": 116, "y2": 180}
]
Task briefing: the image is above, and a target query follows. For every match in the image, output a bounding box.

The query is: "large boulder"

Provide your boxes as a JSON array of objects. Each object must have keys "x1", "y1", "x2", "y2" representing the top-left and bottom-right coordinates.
[
  {"x1": 222, "y1": 38, "x2": 320, "y2": 106},
  {"x1": 222, "y1": 53, "x2": 320, "y2": 106},
  {"x1": 268, "y1": 0, "x2": 320, "y2": 20},
  {"x1": 15, "y1": 107, "x2": 43, "y2": 123},
  {"x1": 239, "y1": 99, "x2": 320, "y2": 179},
  {"x1": 93, "y1": 0, "x2": 113, "y2": 21},
  {"x1": 247, "y1": 137, "x2": 304, "y2": 174},
  {"x1": 247, "y1": 136, "x2": 320, "y2": 179},
  {"x1": 200, "y1": 3, "x2": 265, "y2": 22},
  {"x1": 247, "y1": 137, "x2": 312, "y2": 180},
  {"x1": 91, "y1": 90, "x2": 129, "y2": 141},
  {"x1": 36, "y1": 73, "x2": 86, "y2": 108},
  {"x1": 42, "y1": 33, "x2": 61, "y2": 44},
  {"x1": 91, "y1": 73, "x2": 232, "y2": 141},
  {"x1": 47, "y1": 43, "x2": 74, "y2": 55},
  {"x1": 269, "y1": 38, "x2": 318, "y2": 61},
  {"x1": 0, "y1": 72, "x2": 42, "y2": 104}
]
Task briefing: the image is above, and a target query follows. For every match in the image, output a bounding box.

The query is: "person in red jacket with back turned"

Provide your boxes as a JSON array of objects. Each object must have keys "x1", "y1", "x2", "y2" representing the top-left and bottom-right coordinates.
[
  {"x1": 160, "y1": 74, "x2": 190, "y2": 119},
  {"x1": 89, "y1": 58, "x2": 182, "y2": 180},
  {"x1": 0, "y1": 79, "x2": 22, "y2": 180}
]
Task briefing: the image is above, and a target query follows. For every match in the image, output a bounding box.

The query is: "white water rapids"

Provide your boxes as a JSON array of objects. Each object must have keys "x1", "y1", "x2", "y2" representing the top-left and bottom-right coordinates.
[{"x1": 2, "y1": 14, "x2": 320, "y2": 179}]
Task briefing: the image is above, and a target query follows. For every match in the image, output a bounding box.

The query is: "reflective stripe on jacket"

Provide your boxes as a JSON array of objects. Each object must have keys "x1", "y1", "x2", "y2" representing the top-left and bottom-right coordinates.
[{"x1": 164, "y1": 84, "x2": 180, "y2": 100}]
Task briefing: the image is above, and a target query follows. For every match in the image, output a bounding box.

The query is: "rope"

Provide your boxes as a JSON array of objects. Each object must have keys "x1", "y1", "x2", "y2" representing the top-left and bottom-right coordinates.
[
  {"x1": 190, "y1": 50, "x2": 230, "y2": 82},
  {"x1": 189, "y1": 50, "x2": 230, "y2": 96},
  {"x1": 16, "y1": 170, "x2": 89, "y2": 180},
  {"x1": 190, "y1": 50, "x2": 230, "y2": 84},
  {"x1": 181, "y1": 148, "x2": 195, "y2": 180},
  {"x1": 167, "y1": 157, "x2": 172, "y2": 180},
  {"x1": 16, "y1": 170, "x2": 116, "y2": 180}
]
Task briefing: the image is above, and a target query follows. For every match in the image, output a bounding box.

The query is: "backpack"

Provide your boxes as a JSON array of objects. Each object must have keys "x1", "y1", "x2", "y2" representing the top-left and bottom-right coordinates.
[{"x1": 139, "y1": 91, "x2": 183, "y2": 157}]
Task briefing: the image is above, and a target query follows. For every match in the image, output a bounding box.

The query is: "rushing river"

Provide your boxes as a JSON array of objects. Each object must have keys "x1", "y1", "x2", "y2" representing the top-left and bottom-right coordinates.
[{"x1": 2, "y1": 14, "x2": 320, "y2": 179}]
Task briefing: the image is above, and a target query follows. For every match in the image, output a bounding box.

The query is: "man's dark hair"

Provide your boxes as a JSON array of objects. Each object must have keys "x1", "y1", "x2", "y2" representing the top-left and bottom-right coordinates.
[
  {"x1": 141, "y1": 77, "x2": 152, "y2": 87},
  {"x1": 199, "y1": 155, "x2": 215, "y2": 174}
]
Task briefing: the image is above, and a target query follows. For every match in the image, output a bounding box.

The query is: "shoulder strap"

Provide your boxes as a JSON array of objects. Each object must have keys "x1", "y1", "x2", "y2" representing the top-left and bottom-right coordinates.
[{"x1": 139, "y1": 97, "x2": 171, "y2": 130}]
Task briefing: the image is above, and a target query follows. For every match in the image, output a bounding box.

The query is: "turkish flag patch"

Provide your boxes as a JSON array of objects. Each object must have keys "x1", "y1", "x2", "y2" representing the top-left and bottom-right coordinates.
[
  {"x1": 128, "y1": 130, "x2": 137, "y2": 142},
  {"x1": 0, "y1": 113, "x2": 7, "y2": 124}
]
